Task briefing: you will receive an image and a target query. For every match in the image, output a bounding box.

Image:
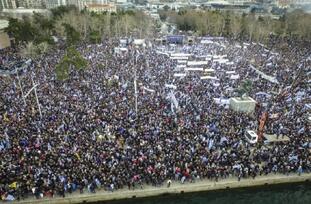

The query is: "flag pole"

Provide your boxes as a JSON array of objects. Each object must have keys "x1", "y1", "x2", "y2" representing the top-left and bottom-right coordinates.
[
  {"x1": 134, "y1": 70, "x2": 138, "y2": 116},
  {"x1": 31, "y1": 75, "x2": 42, "y2": 119},
  {"x1": 16, "y1": 71, "x2": 26, "y2": 106}
]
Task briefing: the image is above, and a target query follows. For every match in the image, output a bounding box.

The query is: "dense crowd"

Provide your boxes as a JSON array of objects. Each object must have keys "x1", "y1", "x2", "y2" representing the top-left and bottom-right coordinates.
[{"x1": 0, "y1": 37, "x2": 310, "y2": 201}]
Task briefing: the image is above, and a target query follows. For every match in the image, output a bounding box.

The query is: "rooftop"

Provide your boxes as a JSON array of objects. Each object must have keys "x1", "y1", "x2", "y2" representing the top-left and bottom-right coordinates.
[{"x1": 86, "y1": 4, "x2": 116, "y2": 9}]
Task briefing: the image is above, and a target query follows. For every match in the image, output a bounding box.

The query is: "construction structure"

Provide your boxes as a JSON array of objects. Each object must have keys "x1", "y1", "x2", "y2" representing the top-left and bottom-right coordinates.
[{"x1": 229, "y1": 97, "x2": 257, "y2": 114}]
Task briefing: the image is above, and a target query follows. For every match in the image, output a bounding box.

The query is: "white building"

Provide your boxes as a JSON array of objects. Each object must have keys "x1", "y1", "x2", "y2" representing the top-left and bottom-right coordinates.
[
  {"x1": 44, "y1": 0, "x2": 67, "y2": 9},
  {"x1": 18, "y1": 0, "x2": 46, "y2": 8},
  {"x1": 0, "y1": 0, "x2": 17, "y2": 10},
  {"x1": 85, "y1": 3, "x2": 116, "y2": 13},
  {"x1": 276, "y1": 0, "x2": 311, "y2": 8},
  {"x1": 68, "y1": 0, "x2": 110, "y2": 10},
  {"x1": 1, "y1": 8, "x2": 49, "y2": 18},
  {"x1": 114, "y1": 0, "x2": 127, "y2": 3},
  {"x1": 227, "y1": 0, "x2": 255, "y2": 4}
]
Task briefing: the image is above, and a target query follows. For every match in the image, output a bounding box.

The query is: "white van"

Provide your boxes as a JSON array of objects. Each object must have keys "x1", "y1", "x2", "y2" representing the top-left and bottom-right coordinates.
[{"x1": 245, "y1": 130, "x2": 258, "y2": 144}]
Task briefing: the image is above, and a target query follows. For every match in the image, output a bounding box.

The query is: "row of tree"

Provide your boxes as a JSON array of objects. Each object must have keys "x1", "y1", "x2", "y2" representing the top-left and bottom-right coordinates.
[
  {"x1": 4, "y1": 6, "x2": 155, "y2": 81},
  {"x1": 159, "y1": 9, "x2": 311, "y2": 42},
  {"x1": 5, "y1": 6, "x2": 155, "y2": 47}
]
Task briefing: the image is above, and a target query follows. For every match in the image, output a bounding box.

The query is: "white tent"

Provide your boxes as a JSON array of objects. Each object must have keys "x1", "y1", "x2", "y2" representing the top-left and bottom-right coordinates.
[
  {"x1": 187, "y1": 61, "x2": 208, "y2": 66},
  {"x1": 201, "y1": 76, "x2": 219, "y2": 80},
  {"x1": 165, "y1": 84, "x2": 177, "y2": 89},
  {"x1": 170, "y1": 53, "x2": 192, "y2": 57},
  {"x1": 200, "y1": 40, "x2": 214, "y2": 44},
  {"x1": 185, "y1": 67, "x2": 204, "y2": 71},
  {"x1": 174, "y1": 73, "x2": 187, "y2": 77},
  {"x1": 230, "y1": 74, "x2": 240, "y2": 80},
  {"x1": 170, "y1": 56, "x2": 189, "y2": 60},
  {"x1": 177, "y1": 60, "x2": 187, "y2": 64},
  {"x1": 133, "y1": 39, "x2": 145, "y2": 45}
]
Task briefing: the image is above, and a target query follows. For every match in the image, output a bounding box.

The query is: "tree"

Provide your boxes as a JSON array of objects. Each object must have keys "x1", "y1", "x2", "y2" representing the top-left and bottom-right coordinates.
[
  {"x1": 231, "y1": 16, "x2": 242, "y2": 39},
  {"x1": 247, "y1": 14, "x2": 257, "y2": 42},
  {"x1": 163, "y1": 5, "x2": 170, "y2": 11},
  {"x1": 66, "y1": 47, "x2": 88, "y2": 70},
  {"x1": 62, "y1": 23, "x2": 80, "y2": 45},
  {"x1": 55, "y1": 46, "x2": 88, "y2": 81},
  {"x1": 20, "y1": 42, "x2": 50, "y2": 59},
  {"x1": 89, "y1": 30, "x2": 101, "y2": 44},
  {"x1": 51, "y1": 5, "x2": 78, "y2": 19},
  {"x1": 5, "y1": 18, "x2": 37, "y2": 45},
  {"x1": 236, "y1": 80, "x2": 252, "y2": 98},
  {"x1": 33, "y1": 13, "x2": 55, "y2": 35},
  {"x1": 56, "y1": 55, "x2": 70, "y2": 81},
  {"x1": 223, "y1": 12, "x2": 231, "y2": 37}
]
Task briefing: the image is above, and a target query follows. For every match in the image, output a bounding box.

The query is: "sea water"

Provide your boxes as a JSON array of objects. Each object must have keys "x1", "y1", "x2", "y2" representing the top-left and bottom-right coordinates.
[{"x1": 102, "y1": 182, "x2": 311, "y2": 204}]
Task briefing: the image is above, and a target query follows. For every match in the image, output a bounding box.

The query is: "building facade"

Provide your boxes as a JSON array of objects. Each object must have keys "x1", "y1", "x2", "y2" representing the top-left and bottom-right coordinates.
[
  {"x1": 0, "y1": 0, "x2": 17, "y2": 10},
  {"x1": 227, "y1": 0, "x2": 255, "y2": 4},
  {"x1": 85, "y1": 3, "x2": 117, "y2": 12},
  {"x1": 277, "y1": 0, "x2": 311, "y2": 7},
  {"x1": 18, "y1": 0, "x2": 46, "y2": 8},
  {"x1": 44, "y1": 0, "x2": 67, "y2": 9}
]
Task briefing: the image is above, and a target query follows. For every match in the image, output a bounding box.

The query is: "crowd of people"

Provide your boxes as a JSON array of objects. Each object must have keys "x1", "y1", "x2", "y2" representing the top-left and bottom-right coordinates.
[{"x1": 0, "y1": 36, "x2": 310, "y2": 201}]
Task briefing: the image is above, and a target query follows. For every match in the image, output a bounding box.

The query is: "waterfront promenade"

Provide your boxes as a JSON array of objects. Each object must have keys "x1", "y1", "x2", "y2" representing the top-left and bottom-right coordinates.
[{"x1": 11, "y1": 174, "x2": 311, "y2": 204}]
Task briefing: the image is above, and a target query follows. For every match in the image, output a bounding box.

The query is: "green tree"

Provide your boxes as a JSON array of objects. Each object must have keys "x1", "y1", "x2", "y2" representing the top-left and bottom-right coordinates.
[
  {"x1": 56, "y1": 55, "x2": 70, "y2": 81},
  {"x1": 89, "y1": 30, "x2": 101, "y2": 44},
  {"x1": 237, "y1": 80, "x2": 252, "y2": 98},
  {"x1": 20, "y1": 42, "x2": 50, "y2": 59},
  {"x1": 51, "y1": 5, "x2": 78, "y2": 19},
  {"x1": 5, "y1": 18, "x2": 37, "y2": 45},
  {"x1": 62, "y1": 23, "x2": 80, "y2": 45},
  {"x1": 159, "y1": 10, "x2": 168, "y2": 21},
  {"x1": 66, "y1": 46, "x2": 88, "y2": 70},
  {"x1": 55, "y1": 46, "x2": 88, "y2": 81},
  {"x1": 33, "y1": 13, "x2": 55, "y2": 34}
]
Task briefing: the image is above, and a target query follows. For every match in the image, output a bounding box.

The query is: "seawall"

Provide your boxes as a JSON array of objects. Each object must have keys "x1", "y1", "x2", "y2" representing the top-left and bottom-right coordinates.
[{"x1": 11, "y1": 174, "x2": 311, "y2": 204}]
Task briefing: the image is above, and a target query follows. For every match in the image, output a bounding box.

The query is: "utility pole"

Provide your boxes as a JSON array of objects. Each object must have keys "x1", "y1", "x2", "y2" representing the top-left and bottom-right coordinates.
[
  {"x1": 134, "y1": 51, "x2": 140, "y2": 117},
  {"x1": 134, "y1": 70, "x2": 138, "y2": 116}
]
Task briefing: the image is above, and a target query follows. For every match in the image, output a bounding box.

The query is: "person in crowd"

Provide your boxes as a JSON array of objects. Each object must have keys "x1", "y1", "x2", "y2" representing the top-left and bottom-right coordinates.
[{"x1": 0, "y1": 37, "x2": 310, "y2": 201}]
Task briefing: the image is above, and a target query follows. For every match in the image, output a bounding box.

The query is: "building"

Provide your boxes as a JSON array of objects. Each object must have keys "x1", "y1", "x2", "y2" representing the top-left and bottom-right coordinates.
[
  {"x1": 44, "y1": 0, "x2": 67, "y2": 9},
  {"x1": 227, "y1": 0, "x2": 255, "y2": 4},
  {"x1": 0, "y1": 8, "x2": 50, "y2": 18},
  {"x1": 276, "y1": 0, "x2": 311, "y2": 8},
  {"x1": 18, "y1": 0, "x2": 47, "y2": 9},
  {"x1": 68, "y1": 0, "x2": 87, "y2": 10},
  {"x1": 114, "y1": 0, "x2": 127, "y2": 3},
  {"x1": 85, "y1": 3, "x2": 117, "y2": 12},
  {"x1": 67, "y1": 0, "x2": 111, "y2": 11},
  {"x1": 0, "y1": 0, "x2": 17, "y2": 10}
]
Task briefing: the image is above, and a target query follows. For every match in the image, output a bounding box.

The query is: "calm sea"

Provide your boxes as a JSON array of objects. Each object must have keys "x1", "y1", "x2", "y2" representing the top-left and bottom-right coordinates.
[{"x1": 99, "y1": 182, "x2": 311, "y2": 204}]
